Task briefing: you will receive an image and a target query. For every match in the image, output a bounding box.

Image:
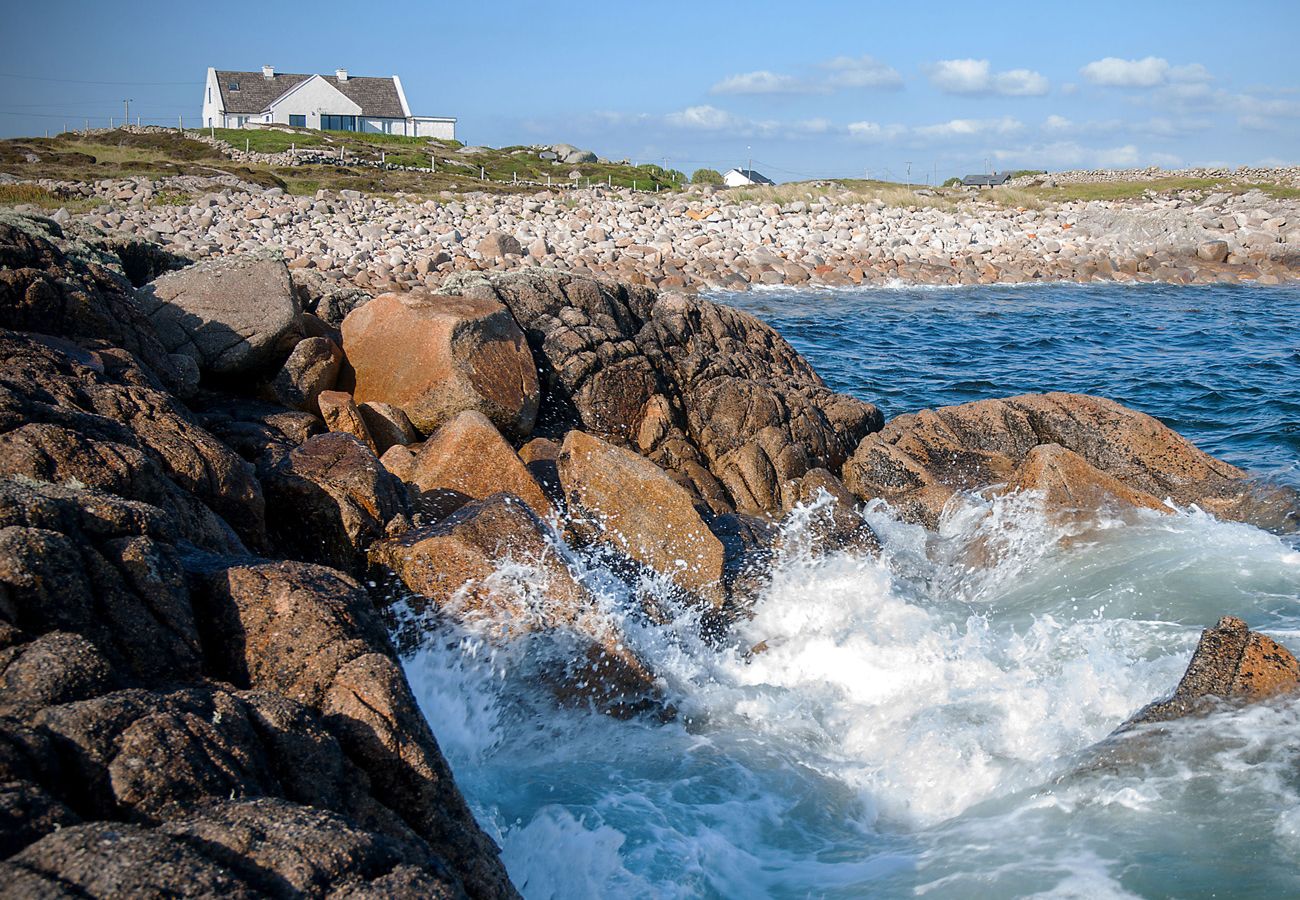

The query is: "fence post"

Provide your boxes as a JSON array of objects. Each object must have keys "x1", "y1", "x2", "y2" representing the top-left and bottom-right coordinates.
[
  {"x1": 633, "y1": 180, "x2": 636, "y2": 191},
  {"x1": 480, "y1": 167, "x2": 485, "y2": 180}
]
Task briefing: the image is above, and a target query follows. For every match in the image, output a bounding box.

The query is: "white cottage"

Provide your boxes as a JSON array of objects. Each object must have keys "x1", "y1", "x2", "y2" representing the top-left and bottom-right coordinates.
[
  {"x1": 201, "y1": 66, "x2": 455, "y2": 139},
  {"x1": 722, "y1": 168, "x2": 775, "y2": 188}
]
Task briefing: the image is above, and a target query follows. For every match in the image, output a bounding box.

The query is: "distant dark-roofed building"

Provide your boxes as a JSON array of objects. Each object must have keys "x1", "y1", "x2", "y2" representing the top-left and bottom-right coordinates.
[
  {"x1": 723, "y1": 168, "x2": 776, "y2": 187},
  {"x1": 961, "y1": 172, "x2": 1013, "y2": 188},
  {"x1": 201, "y1": 65, "x2": 455, "y2": 139}
]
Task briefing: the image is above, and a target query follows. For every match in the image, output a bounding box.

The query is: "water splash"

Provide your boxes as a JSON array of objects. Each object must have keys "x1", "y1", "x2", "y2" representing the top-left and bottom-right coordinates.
[{"x1": 402, "y1": 485, "x2": 1300, "y2": 897}]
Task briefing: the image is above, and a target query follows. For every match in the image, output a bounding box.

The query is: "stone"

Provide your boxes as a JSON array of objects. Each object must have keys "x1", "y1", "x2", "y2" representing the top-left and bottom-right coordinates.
[
  {"x1": 402, "y1": 411, "x2": 555, "y2": 522},
  {"x1": 317, "y1": 390, "x2": 378, "y2": 454},
  {"x1": 1003, "y1": 442, "x2": 1167, "y2": 516},
  {"x1": 0, "y1": 213, "x2": 191, "y2": 395},
  {"x1": 270, "y1": 335, "x2": 342, "y2": 415},
  {"x1": 843, "y1": 392, "x2": 1268, "y2": 529},
  {"x1": 370, "y1": 493, "x2": 659, "y2": 717},
  {"x1": 439, "y1": 270, "x2": 880, "y2": 517},
  {"x1": 258, "y1": 432, "x2": 410, "y2": 573},
  {"x1": 135, "y1": 255, "x2": 301, "y2": 378},
  {"x1": 357, "y1": 401, "x2": 420, "y2": 455},
  {"x1": 1197, "y1": 240, "x2": 1230, "y2": 263},
  {"x1": 557, "y1": 430, "x2": 725, "y2": 603},
  {"x1": 1123, "y1": 616, "x2": 1300, "y2": 728},
  {"x1": 340, "y1": 289, "x2": 539, "y2": 439},
  {"x1": 476, "y1": 232, "x2": 522, "y2": 259},
  {"x1": 0, "y1": 332, "x2": 264, "y2": 553}
]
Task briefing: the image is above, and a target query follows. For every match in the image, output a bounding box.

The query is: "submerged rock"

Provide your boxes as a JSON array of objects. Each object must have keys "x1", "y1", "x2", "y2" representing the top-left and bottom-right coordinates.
[
  {"x1": 1123, "y1": 616, "x2": 1300, "y2": 728},
  {"x1": 339, "y1": 289, "x2": 539, "y2": 439}
]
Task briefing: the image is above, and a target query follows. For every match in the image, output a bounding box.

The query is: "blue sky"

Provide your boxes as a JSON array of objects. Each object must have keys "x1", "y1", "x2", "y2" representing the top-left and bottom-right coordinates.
[{"x1": 2, "y1": 0, "x2": 1298, "y2": 181}]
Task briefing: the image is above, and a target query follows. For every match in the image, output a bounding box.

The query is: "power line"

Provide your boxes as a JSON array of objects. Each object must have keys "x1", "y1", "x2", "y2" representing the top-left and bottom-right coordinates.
[{"x1": 0, "y1": 72, "x2": 201, "y2": 86}]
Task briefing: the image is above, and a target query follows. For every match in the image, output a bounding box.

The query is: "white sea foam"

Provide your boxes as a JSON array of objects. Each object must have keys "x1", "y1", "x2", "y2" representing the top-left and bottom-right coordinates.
[{"x1": 402, "y1": 490, "x2": 1300, "y2": 897}]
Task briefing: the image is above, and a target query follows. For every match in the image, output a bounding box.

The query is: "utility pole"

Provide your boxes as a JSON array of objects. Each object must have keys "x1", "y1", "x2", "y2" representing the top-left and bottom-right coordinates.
[
  {"x1": 905, "y1": 161, "x2": 912, "y2": 190},
  {"x1": 747, "y1": 145, "x2": 752, "y2": 177},
  {"x1": 123, "y1": 99, "x2": 132, "y2": 127}
]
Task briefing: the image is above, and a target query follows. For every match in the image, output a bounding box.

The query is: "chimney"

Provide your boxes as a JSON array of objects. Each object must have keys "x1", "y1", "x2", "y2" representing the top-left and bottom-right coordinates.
[
  {"x1": 262, "y1": 64, "x2": 274, "y2": 79},
  {"x1": 335, "y1": 68, "x2": 348, "y2": 82}
]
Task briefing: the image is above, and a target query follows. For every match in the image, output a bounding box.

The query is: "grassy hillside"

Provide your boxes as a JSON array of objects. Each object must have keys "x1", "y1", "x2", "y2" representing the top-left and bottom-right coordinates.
[{"x1": 0, "y1": 127, "x2": 685, "y2": 199}]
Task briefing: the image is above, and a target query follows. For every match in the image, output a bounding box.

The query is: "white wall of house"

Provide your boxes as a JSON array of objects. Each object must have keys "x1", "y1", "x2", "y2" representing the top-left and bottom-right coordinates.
[
  {"x1": 409, "y1": 117, "x2": 456, "y2": 140},
  {"x1": 723, "y1": 169, "x2": 754, "y2": 187},
  {"x1": 201, "y1": 68, "x2": 222, "y2": 128},
  {"x1": 265, "y1": 76, "x2": 360, "y2": 130}
]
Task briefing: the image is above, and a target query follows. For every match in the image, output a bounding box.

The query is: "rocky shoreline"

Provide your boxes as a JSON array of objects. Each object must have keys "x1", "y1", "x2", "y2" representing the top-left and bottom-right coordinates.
[
  {"x1": 7, "y1": 172, "x2": 1299, "y2": 295},
  {"x1": 0, "y1": 209, "x2": 1298, "y2": 896}
]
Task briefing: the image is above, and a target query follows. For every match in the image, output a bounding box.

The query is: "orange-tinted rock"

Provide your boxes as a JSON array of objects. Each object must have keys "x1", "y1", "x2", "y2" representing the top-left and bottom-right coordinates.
[
  {"x1": 369, "y1": 493, "x2": 659, "y2": 716},
  {"x1": 844, "y1": 392, "x2": 1256, "y2": 528},
  {"x1": 317, "y1": 390, "x2": 377, "y2": 455},
  {"x1": 356, "y1": 401, "x2": 418, "y2": 455},
  {"x1": 402, "y1": 411, "x2": 554, "y2": 522},
  {"x1": 1123, "y1": 616, "x2": 1300, "y2": 727},
  {"x1": 557, "y1": 430, "x2": 725, "y2": 604},
  {"x1": 339, "y1": 290, "x2": 538, "y2": 439},
  {"x1": 1004, "y1": 443, "x2": 1167, "y2": 516}
]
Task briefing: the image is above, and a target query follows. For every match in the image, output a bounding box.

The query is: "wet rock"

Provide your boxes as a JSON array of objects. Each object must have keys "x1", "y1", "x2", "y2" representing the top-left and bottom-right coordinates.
[
  {"x1": 1123, "y1": 616, "x2": 1300, "y2": 728},
  {"x1": 270, "y1": 335, "x2": 343, "y2": 415},
  {"x1": 785, "y1": 467, "x2": 880, "y2": 555},
  {"x1": 192, "y1": 394, "x2": 323, "y2": 463},
  {"x1": 1003, "y1": 442, "x2": 1167, "y2": 516},
  {"x1": 557, "y1": 430, "x2": 725, "y2": 604},
  {"x1": 369, "y1": 493, "x2": 659, "y2": 717},
  {"x1": 135, "y1": 255, "x2": 301, "y2": 378},
  {"x1": 843, "y1": 392, "x2": 1266, "y2": 529},
  {"x1": 340, "y1": 290, "x2": 539, "y2": 439},
  {"x1": 402, "y1": 411, "x2": 555, "y2": 522},
  {"x1": 258, "y1": 432, "x2": 410, "y2": 572}
]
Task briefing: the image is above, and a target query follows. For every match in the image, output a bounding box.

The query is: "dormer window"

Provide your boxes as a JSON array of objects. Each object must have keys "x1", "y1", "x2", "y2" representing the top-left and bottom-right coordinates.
[{"x1": 228, "y1": 81, "x2": 240, "y2": 91}]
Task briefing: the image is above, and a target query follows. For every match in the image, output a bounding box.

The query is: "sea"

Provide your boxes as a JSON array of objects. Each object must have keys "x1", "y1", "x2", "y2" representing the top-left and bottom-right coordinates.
[{"x1": 404, "y1": 282, "x2": 1300, "y2": 899}]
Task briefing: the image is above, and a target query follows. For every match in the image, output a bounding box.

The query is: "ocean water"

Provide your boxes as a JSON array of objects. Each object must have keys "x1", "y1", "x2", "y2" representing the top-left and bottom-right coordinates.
[{"x1": 404, "y1": 283, "x2": 1300, "y2": 898}]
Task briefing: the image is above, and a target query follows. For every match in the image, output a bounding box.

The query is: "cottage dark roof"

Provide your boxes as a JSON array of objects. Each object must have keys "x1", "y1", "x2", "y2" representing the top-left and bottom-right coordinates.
[
  {"x1": 215, "y1": 70, "x2": 406, "y2": 118},
  {"x1": 961, "y1": 172, "x2": 1012, "y2": 187},
  {"x1": 733, "y1": 168, "x2": 774, "y2": 185}
]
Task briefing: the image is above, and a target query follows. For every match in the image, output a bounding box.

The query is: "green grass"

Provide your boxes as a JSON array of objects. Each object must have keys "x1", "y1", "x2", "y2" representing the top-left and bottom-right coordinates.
[{"x1": 0, "y1": 182, "x2": 104, "y2": 213}]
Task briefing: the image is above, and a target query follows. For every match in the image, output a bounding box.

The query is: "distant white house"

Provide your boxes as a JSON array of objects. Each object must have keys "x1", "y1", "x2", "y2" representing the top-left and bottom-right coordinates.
[
  {"x1": 723, "y1": 168, "x2": 775, "y2": 188},
  {"x1": 201, "y1": 66, "x2": 455, "y2": 139}
]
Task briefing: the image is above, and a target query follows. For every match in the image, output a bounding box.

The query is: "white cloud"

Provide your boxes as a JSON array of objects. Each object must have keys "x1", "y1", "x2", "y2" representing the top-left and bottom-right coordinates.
[
  {"x1": 1169, "y1": 63, "x2": 1213, "y2": 83},
  {"x1": 847, "y1": 121, "x2": 907, "y2": 141},
  {"x1": 1044, "y1": 114, "x2": 1073, "y2": 132},
  {"x1": 995, "y1": 69, "x2": 1051, "y2": 96},
  {"x1": 710, "y1": 70, "x2": 816, "y2": 96},
  {"x1": 915, "y1": 116, "x2": 1024, "y2": 138},
  {"x1": 664, "y1": 105, "x2": 749, "y2": 130},
  {"x1": 1080, "y1": 56, "x2": 1212, "y2": 88},
  {"x1": 929, "y1": 59, "x2": 1049, "y2": 96},
  {"x1": 991, "y1": 141, "x2": 1158, "y2": 169},
  {"x1": 821, "y1": 55, "x2": 903, "y2": 89},
  {"x1": 712, "y1": 55, "x2": 902, "y2": 96}
]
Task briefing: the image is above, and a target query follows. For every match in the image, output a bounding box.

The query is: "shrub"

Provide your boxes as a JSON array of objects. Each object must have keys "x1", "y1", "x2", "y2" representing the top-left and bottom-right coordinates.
[
  {"x1": 942, "y1": 177, "x2": 962, "y2": 188},
  {"x1": 692, "y1": 168, "x2": 723, "y2": 185}
]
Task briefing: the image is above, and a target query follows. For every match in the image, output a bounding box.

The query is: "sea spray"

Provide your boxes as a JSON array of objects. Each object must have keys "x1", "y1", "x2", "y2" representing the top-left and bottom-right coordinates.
[{"x1": 401, "y1": 485, "x2": 1300, "y2": 897}]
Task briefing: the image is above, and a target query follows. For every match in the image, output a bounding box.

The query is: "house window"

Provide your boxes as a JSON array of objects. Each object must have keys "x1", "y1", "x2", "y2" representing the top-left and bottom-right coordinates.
[
  {"x1": 289, "y1": 114, "x2": 306, "y2": 127},
  {"x1": 320, "y1": 115, "x2": 357, "y2": 132},
  {"x1": 207, "y1": 87, "x2": 211, "y2": 102},
  {"x1": 228, "y1": 81, "x2": 240, "y2": 91}
]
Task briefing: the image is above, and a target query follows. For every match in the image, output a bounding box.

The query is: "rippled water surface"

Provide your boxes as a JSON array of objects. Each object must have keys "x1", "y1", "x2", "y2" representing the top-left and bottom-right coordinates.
[{"x1": 404, "y1": 284, "x2": 1300, "y2": 898}]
